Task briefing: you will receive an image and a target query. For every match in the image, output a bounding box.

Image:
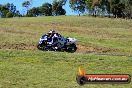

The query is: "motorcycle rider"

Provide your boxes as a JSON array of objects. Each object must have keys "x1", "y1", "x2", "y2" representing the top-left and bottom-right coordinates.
[{"x1": 46, "y1": 30, "x2": 61, "y2": 49}]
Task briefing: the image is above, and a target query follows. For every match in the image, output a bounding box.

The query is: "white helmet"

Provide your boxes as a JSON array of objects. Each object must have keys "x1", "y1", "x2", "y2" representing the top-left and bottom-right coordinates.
[{"x1": 48, "y1": 29, "x2": 55, "y2": 33}]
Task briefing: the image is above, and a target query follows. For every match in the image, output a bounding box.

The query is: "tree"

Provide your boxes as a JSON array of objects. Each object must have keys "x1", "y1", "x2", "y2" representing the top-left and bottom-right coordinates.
[
  {"x1": 22, "y1": 0, "x2": 31, "y2": 9},
  {"x1": 10, "y1": 3, "x2": 16, "y2": 14},
  {"x1": 0, "y1": 5, "x2": 8, "y2": 18},
  {"x1": 14, "y1": 10, "x2": 21, "y2": 17},
  {"x1": 0, "y1": 3, "x2": 21, "y2": 18},
  {"x1": 120, "y1": 0, "x2": 132, "y2": 19},
  {"x1": 57, "y1": 0, "x2": 66, "y2": 15},
  {"x1": 111, "y1": 0, "x2": 125, "y2": 18},
  {"x1": 6, "y1": 11, "x2": 13, "y2": 18},
  {"x1": 0, "y1": 4, "x2": 11, "y2": 18},
  {"x1": 52, "y1": 0, "x2": 58, "y2": 15},
  {"x1": 40, "y1": 3, "x2": 52, "y2": 16},
  {"x1": 52, "y1": 0, "x2": 66, "y2": 16},
  {"x1": 27, "y1": 7, "x2": 40, "y2": 17},
  {"x1": 85, "y1": 0, "x2": 92, "y2": 15},
  {"x1": 69, "y1": 0, "x2": 86, "y2": 15},
  {"x1": 61, "y1": 0, "x2": 67, "y2": 5},
  {"x1": 102, "y1": 0, "x2": 112, "y2": 17},
  {"x1": 22, "y1": 0, "x2": 31, "y2": 15}
]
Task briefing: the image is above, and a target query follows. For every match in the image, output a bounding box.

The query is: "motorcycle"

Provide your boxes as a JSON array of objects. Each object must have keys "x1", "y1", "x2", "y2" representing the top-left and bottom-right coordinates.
[{"x1": 37, "y1": 35, "x2": 77, "y2": 53}]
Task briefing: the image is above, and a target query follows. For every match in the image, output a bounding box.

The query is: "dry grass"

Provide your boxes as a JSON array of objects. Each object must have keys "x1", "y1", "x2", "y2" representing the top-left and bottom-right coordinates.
[
  {"x1": 0, "y1": 16, "x2": 132, "y2": 88},
  {"x1": 1, "y1": 16, "x2": 132, "y2": 54}
]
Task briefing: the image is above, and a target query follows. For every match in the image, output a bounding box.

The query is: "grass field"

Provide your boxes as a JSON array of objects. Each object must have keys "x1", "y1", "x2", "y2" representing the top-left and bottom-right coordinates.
[{"x1": 0, "y1": 16, "x2": 132, "y2": 88}]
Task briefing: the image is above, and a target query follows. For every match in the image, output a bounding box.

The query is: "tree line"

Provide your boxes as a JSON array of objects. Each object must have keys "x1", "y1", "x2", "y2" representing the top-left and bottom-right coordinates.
[
  {"x1": 23, "y1": 0, "x2": 67, "y2": 17},
  {"x1": 0, "y1": 0, "x2": 131, "y2": 19},
  {"x1": 0, "y1": 0, "x2": 66, "y2": 18},
  {"x1": 70, "y1": 0, "x2": 132, "y2": 18},
  {"x1": 0, "y1": 3, "x2": 21, "y2": 18}
]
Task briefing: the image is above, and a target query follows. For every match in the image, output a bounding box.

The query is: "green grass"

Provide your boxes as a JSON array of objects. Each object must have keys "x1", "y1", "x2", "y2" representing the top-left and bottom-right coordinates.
[{"x1": 0, "y1": 16, "x2": 132, "y2": 88}]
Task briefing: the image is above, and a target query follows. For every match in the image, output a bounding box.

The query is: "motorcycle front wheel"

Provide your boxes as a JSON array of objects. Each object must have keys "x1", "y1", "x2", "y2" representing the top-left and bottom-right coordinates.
[{"x1": 66, "y1": 44, "x2": 77, "y2": 53}]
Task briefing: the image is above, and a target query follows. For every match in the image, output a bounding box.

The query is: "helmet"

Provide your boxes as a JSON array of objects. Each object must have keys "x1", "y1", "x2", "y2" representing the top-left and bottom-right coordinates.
[
  {"x1": 47, "y1": 29, "x2": 55, "y2": 37},
  {"x1": 48, "y1": 29, "x2": 55, "y2": 33}
]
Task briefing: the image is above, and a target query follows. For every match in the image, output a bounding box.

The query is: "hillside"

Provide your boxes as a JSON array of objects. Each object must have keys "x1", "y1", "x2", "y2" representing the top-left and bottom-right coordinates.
[{"x1": 0, "y1": 16, "x2": 132, "y2": 88}]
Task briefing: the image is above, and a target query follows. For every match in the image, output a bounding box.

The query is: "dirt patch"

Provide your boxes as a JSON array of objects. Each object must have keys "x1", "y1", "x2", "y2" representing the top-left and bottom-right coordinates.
[
  {"x1": 0, "y1": 43, "x2": 36, "y2": 50},
  {"x1": 0, "y1": 42, "x2": 119, "y2": 54},
  {"x1": 76, "y1": 44, "x2": 119, "y2": 54},
  {"x1": 77, "y1": 44, "x2": 96, "y2": 53},
  {"x1": 94, "y1": 47, "x2": 119, "y2": 53}
]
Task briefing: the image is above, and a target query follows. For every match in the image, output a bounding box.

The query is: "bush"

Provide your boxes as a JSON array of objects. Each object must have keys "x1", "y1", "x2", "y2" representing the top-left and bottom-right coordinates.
[{"x1": 6, "y1": 12, "x2": 13, "y2": 18}]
